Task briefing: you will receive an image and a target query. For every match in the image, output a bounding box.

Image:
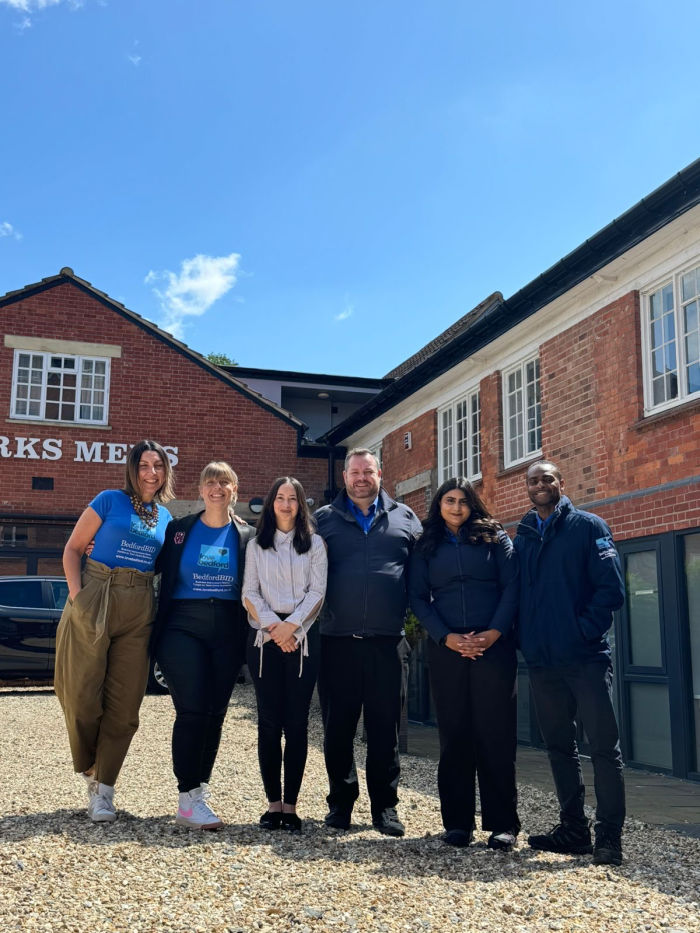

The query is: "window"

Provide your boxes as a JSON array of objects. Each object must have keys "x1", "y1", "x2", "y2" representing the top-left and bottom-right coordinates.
[
  {"x1": 438, "y1": 388, "x2": 481, "y2": 482},
  {"x1": 11, "y1": 350, "x2": 110, "y2": 424},
  {"x1": 503, "y1": 356, "x2": 541, "y2": 467},
  {"x1": 0, "y1": 579, "x2": 43, "y2": 609},
  {"x1": 50, "y1": 579, "x2": 69, "y2": 611},
  {"x1": 643, "y1": 263, "x2": 700, "y2": 412}
]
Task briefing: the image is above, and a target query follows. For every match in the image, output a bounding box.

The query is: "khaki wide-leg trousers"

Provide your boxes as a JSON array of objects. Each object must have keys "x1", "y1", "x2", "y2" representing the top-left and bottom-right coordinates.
[{"x1": 54, "y1": 559, "x2": 155, "y2": 786}]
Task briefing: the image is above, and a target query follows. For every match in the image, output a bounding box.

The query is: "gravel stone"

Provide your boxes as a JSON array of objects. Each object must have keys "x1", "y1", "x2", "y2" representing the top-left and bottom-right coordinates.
[{"x1": 1, "y1": 686, "x2": 699, "y2": 932}]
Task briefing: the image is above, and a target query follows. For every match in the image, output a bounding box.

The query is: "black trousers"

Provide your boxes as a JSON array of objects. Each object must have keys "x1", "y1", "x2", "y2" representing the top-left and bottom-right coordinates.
[
  {"x1": 246, "y1": 627, "x2": 319, "y2": 805},
  {"x1": 318, "y1": 634, "x2": 409, "y2": 817},
  {"x1": 529, "y1": 659, "x2": 625, "y2": 834},
  {"x1": 427, "y1": 635, "x2": 520, "y2": 833},
  {"x1": 155, "y1": 599, "x2": 244, "y2": 792}
]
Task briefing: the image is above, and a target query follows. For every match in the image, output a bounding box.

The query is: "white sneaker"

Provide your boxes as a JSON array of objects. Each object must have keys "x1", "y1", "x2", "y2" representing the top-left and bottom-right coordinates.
[
  {"x1": 176, "y1": 785, "x2": 223, "y2": 830},
  {"x1": 87, "y1": 783, "x2": 117, "y2": 823}
]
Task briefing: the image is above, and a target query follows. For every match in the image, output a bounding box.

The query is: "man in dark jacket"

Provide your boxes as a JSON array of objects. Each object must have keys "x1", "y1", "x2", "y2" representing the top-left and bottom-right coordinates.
[
  {"x1": 514, "y1": 460, "x2": 625, "y2": 866},
  {"x1": 315, "y1": 448, "x2": 422, "y2": 836}
]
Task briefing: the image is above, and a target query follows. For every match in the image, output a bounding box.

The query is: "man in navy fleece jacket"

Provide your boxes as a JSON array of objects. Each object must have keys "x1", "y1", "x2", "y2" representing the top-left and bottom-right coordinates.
[{"x1": 514, "y1": 460, "x2": 625, "y2": 866}]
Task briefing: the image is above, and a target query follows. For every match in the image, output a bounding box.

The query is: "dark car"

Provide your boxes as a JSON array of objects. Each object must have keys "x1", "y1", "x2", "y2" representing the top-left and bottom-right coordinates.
[
  {"x1": 0, "y1": 576, "x2": 67, "y2": 680},
  {"x1": 0, "y1": 575, "x2": 166, "y2": 690}
]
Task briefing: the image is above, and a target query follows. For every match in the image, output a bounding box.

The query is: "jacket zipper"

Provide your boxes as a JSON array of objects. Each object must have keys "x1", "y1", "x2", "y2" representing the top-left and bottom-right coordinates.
[{"x1": 455, "y1": 539, "x2": 467, "y2": 629}]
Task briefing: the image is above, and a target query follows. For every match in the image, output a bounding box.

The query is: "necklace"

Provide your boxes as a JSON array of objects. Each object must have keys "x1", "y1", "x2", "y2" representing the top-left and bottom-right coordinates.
[{"x1": 130, "y1": 495, "x2": 159, "y2": 528}]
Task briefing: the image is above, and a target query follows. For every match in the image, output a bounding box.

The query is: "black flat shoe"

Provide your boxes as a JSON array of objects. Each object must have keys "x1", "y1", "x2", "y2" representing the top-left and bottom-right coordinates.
[
  {"x1": 442, "y1": 829, "x2": 473, "y2": 847},
  {"x1": 324, "y1": 806, "x2": 352, "y2": 830},
  {"x1": 281, "y1": 812, "x2": 302, "y2": 833},
  {"x1": 259, "y1": 810, "x2": 283, "y2": 830},
  {"x1": 487, "y1": 830, "x2": 517, "y2": 851}
]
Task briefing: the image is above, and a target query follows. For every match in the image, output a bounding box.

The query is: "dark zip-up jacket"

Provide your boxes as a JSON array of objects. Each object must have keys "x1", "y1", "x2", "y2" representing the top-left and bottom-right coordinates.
[
  {"x1": 513, "y1": 496, "x2": 624, "y2": 667},
  {"x1": 314, "y1": 488, "x2": 422, "y2": 637},
  {"x1": 151, "y1": 510, "x2": 256, "y2": 653},
  {"x1": 408, "y1": 529, "x2": 518, "y2": 645}
]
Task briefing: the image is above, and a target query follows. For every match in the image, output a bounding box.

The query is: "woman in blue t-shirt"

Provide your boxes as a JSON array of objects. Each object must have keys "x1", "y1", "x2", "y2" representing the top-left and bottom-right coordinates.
[
  {"x1": 153, "y1": 461, "x2": 256, "y2": 830},
  {"x1": 54, "y1": 439, "x2": 175, "y2": 823}
]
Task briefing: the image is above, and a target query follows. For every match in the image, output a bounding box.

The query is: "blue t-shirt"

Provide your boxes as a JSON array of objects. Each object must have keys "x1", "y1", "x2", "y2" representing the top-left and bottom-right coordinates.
[
  {"x1": 171, "y1": 519, "x2": 239, "y2": 600},
  {"x1": 89, "y1": 489, "x2": 172, "y2": 571}
]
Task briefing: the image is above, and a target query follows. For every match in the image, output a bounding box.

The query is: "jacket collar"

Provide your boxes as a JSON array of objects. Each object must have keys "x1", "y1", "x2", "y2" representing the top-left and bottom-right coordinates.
[
  {"x1": 517, "y1": 495, "x2": 573, "y2": 535},
  {"x1": 171, "y1": 509, "x2": 250, "y2": 538},
  {"x1": 330, "y1": 486, "x2": 397, "y2": 521}
]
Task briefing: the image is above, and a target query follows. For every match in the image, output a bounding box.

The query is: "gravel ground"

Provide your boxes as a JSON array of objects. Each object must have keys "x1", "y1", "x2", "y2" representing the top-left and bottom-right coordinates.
[{"x1": 1, "y1": 686, "x2": 699, "y2": 933}]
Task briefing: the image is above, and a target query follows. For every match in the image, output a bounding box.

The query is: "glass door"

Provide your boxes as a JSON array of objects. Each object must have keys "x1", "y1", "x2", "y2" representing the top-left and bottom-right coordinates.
[
  {"x1": 617, "y1": 544, "x2": 672, "y2": 770},
  {"x1": 684, "y1": 533, "x2": 700, "y2": 775}
]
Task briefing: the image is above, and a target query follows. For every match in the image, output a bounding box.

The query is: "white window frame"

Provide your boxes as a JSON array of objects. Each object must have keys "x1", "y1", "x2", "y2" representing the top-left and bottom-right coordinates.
[
  {"x1": 10, "y1": 349, "x2": 111, "y2": 425},
  {"x1": 641, "y1": 261, "x2": 700, "y2": 415},
  {"x1": 437, "y1": 386, "x2": 481, "y2": 483},
  {"x1": 502, "y1": 355, "x2": 541, "y2": 468}
]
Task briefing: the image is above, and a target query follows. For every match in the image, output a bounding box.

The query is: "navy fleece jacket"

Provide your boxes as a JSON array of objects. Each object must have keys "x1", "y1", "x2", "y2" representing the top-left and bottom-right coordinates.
[
  {"x1": 409, "y1": 529, "x2": 518, "y2": 645},
  {"x1": 513, "y1": 496, "x2": 624, "y2": 667},
  {"x1": 315, "y1": 488, "x2": 422, "y2": 637}
]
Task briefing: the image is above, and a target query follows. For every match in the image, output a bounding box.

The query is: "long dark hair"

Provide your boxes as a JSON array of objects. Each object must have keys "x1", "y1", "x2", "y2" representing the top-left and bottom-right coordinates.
[
  {"x1": 255, "y1": 476, "x2": 315, "y2": 554},
  {"x1": 123, "y1": 439, "x2": 175, "y2": 503},
  {"x1": 417, "y1": 477, "x2": 502, "y2": 556}
]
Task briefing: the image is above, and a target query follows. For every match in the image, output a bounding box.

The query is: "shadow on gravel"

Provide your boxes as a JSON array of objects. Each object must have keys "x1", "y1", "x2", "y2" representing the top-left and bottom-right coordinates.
[
  {"x1": 0, "y1": 810, "x2": 605, "y2": 876},
  {"x1": 2, "y1": 810, "x2": 696, "y2": 904}
]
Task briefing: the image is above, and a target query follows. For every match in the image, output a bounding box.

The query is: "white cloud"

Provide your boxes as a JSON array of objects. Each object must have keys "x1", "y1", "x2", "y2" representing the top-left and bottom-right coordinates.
[
  {"x1": 0, "y1": 0, "x2": 70, "y2": 11},
  {"x1": 146, "y1": 253, "x2": 241, "y2": 339},
  {"x1": 2, "y1": 0, "x2": 84, "y2": 28},
  {"x1": 0, "y1": 221, "x2": 22, "y2": 240},
  {"x1": 127, "y1": 38, "x2": 141, "y2": 66},
  {"x1": 335, "y1": 301, "x2": 354, "y2": 322}
]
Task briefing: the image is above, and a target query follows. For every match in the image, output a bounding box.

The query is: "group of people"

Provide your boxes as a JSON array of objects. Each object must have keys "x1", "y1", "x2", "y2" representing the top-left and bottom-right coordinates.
[{"x1": 54, "y1": 441, "x2": 626, "y2": 867}]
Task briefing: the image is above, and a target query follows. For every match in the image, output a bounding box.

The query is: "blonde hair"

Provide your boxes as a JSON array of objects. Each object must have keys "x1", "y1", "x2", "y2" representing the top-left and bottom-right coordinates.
[{"x1": 199, "y1": 461, "x2": 238, "y2": 506}]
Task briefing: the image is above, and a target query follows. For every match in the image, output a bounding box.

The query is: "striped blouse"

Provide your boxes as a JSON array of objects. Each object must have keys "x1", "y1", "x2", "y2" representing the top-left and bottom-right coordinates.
[{"x1": 241, "y1": 530, "x2": 327, "y2": 641}]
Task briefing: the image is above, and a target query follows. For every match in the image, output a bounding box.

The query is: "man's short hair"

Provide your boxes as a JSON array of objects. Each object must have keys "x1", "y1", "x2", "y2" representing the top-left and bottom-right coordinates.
[
  {"x1": 344, "y1": 448, "x2": 380, "y2": 471},
  {"x1": 527, "y1": 459, "x2": 562, "y2": 480}
]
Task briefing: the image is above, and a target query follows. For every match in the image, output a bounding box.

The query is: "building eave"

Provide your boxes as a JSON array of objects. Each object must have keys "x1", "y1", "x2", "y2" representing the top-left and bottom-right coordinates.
[
  {"x1": 323, "y1": 157, "x2": 700, "y2": 444},
  {"x1": 1, "y1": 268, "x2": 308, "y2": 435}
]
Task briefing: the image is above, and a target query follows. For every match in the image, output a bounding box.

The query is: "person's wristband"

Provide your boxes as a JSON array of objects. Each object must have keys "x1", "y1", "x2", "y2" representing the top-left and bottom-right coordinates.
[{"x1": 439, "y1": 634, "x2": 448, "y2": 647}]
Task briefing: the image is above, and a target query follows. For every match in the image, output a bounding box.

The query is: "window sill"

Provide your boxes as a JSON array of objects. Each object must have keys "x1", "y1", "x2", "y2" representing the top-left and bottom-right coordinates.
[
  {"x1": 631, "y1": 397, "x2": 700, "y2": 432},
  {"x1": 497, "y1": 452, "x2": 543, "y2": 480},
  {"x1": 6, "y1": 418, "x2": 111, "y2": 431}
]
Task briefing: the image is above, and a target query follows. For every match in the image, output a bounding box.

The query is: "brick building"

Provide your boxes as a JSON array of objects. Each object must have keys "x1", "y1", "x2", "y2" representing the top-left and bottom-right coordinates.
[
  {"x1": 325, "y1": 160, "x2": 700, "y2": 780},
  {"x1": 0, "y1": 268, "x2": 337, "y2": 576}
]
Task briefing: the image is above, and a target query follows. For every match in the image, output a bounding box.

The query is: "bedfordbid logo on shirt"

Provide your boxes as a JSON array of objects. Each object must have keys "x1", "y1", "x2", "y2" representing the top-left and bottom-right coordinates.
[
  {"x1": 197, "y1": 546, "x2": 230, "y2": 569},
  {"x1": 130, "y1": 515, "x2": 158, "y2": 539}
]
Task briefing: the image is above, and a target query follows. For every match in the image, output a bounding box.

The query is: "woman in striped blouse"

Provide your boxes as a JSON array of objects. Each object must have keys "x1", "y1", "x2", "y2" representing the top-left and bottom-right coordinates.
[{"x1": 242, "y1": 476, "x2": 327, "y2": 832}]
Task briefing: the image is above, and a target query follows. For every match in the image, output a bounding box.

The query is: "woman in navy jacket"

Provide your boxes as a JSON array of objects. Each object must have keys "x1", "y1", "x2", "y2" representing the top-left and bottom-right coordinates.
[{"x1": 409, "y1": 477, "x2": 520, "y2": 850}]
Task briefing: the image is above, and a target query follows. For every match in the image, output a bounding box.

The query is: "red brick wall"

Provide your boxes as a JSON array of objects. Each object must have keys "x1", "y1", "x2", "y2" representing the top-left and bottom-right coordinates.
[
  {"x1": 380, "y1": 410, "x2": 436, "y2": 517},
  {"x1": 370, "y1": 289, "x2": 700, "y2": 541},
  {"x1": 0, "y1": 282, "x2": 329, "y2": 517}
]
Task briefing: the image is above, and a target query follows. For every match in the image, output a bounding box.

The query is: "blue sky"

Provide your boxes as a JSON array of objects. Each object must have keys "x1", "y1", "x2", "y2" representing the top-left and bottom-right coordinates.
[{"x1": 2, "y1": 1, "x2": 700, "y2": 377}]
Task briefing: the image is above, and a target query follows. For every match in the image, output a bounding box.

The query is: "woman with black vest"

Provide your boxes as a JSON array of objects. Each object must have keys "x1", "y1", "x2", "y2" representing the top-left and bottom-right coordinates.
[
  {"x1": 409, "y1": 477, "x2": 520, "y2": 850},
  {"x1": 153, "y1": 461, "x2": 255, "y2": 830}
]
